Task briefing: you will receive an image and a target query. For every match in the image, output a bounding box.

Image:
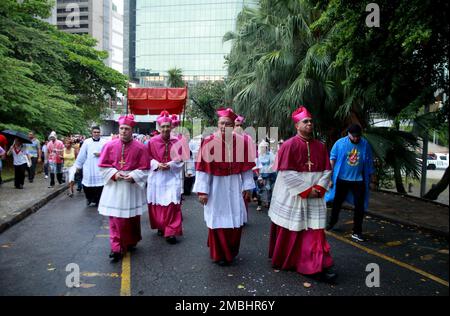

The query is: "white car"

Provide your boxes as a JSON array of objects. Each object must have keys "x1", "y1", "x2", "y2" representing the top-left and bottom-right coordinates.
[{"x1": 427, "y1": 153, "x2": 449, "y2": 170}]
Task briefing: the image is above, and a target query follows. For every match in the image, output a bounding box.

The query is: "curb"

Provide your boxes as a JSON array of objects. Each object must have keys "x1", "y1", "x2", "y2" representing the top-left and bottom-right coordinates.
[
  {"x1": 377, "y1": 189, "x2": 448, "y2": 208},
  {"x1": 0, "y1": 185, "x2": 68, "y2": 234},
  {"x1": 365, "y1": 209, "x2": 449, "y2": 239},
  {"x1": 336, "y1": 204, "x2": 449, "y2": 239}
]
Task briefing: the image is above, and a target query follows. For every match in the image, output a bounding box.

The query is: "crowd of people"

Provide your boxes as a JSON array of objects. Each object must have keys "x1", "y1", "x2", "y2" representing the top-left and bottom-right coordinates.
[{"x1": 0, "y1": 105, "x2": 375, "y2": 285}]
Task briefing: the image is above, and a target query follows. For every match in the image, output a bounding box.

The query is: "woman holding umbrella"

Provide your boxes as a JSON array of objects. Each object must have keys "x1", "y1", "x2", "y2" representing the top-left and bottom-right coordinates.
[{"x1": 7, "y1": 137, "x2": 31, "y2": 189}]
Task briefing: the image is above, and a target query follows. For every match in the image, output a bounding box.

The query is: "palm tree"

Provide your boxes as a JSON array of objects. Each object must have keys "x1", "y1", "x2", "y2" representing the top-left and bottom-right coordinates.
[
  {"x1": 224, "y1": 0, "x2": 425, "y2": 193},
  {"x1": 224, "y1": 0, "x2": 350, "y2": 141},
  {"x1": 167, "y1": 67, "x2": 185, "y2": 88}
]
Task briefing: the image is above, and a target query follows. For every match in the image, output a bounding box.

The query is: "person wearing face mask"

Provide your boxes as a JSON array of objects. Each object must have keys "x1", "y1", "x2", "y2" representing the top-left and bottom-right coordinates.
[
  {"x1": 97, "y1": 115, "x2": 150, "y2": 262},
  {"x1": 325, "y1": 124, "x2": 375, "y2": 242},
  {"x1": 193, "y1": 108, "x2": 256, "y2": 266},
  {"x1": 74, "y1": 126, "x2": 107, "y2": 206}
]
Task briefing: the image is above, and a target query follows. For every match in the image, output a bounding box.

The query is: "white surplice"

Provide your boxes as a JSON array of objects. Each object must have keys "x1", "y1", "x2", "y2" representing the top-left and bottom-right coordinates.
[
  {"x1": 74, "y1": 138, "x2": 107, "y2": 187},
  {"x1": 147, "y1": 159, "x2": 184, "y2": 206},
  {"x1": 193, "y1": 170, "x2": 255, "y2": 229},
  {"x1": 268, "y1": 170, "x2": 331, "y2": 231},
  {"x1": 98, "y1": 168, "x2": 149, "y2": 218}
]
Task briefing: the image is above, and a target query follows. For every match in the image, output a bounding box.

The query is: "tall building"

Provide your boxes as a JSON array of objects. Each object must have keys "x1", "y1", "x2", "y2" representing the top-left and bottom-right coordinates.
[
  {"x1": 126, "y1": 0, "x2": 256, "y2": 86},
  {"x1": 55, "y1": 0, "x2": 124, "y2": 73}
]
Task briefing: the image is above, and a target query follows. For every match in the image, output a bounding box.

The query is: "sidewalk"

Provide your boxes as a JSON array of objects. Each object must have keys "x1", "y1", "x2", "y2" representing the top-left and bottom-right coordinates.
[
  {"x1": 365, "y1": 190, "x2": 448, "y2": 237},
  {"x1": 0, "y1": 175, "x2": 448, "y2": 237},
  {"x1": 0, "y1": 174, "x2": 68, "y2": 233}
]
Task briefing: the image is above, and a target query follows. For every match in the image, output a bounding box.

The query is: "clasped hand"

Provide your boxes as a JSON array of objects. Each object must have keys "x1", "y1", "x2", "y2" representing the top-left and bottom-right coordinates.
[
  {"x1": 158, "y1": 163, "x2": 170, "y2": 171},
  {"x1": 115, "y1": 172, "x2": 134, "y2": 182},
  {"x1": 308, "y1": 188, "x2": 321, "y2": 198},
  {"x1": 198, "y1": 195, "x2": 208, "y2": 205}
]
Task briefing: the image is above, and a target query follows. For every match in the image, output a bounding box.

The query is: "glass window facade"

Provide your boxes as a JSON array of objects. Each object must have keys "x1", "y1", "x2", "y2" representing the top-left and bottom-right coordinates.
[{"x1": 134, "y1": 0, "x2": 253, "y2": 80}]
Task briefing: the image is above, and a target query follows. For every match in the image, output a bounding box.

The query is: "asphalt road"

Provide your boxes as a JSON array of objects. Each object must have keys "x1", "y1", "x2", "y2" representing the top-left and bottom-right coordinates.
[{"x1": 0, "y1": 191, "x2": 448, "y2": 296}]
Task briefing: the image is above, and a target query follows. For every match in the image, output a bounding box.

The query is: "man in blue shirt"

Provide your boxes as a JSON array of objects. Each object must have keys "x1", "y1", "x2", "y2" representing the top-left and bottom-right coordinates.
[{"x1": 325, "y1": 124, "x2": 375, "y2": 242}]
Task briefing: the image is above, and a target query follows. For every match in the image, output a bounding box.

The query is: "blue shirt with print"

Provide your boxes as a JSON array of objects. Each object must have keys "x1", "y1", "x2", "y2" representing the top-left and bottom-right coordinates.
[{"x1": 330, "y1": 140, "x2": 365, "y2": 181}]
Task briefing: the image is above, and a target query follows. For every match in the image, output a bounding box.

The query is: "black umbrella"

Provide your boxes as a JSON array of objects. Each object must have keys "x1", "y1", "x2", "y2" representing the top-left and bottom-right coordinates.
[{"x1": 1, "y1": 130, "x2": 32, "y2": 144}]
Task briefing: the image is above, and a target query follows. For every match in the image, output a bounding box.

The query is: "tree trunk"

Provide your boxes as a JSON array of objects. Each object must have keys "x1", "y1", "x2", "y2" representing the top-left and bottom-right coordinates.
[
  {"x1": 394, "y1": 164, "x2": 407, "y2": 194},
  {"x1": 423, "y1": 167, "x2": 450, "y2": 200},
  {"x1": 392, "y1": 121, "x2": 406, "y2": 194}
]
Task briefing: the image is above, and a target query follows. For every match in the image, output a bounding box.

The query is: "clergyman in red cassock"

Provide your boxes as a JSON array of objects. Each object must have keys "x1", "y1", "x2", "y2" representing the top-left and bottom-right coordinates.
[
  {"x1": 268, "y1": 106, "x2": 337, "y2": 283},
  {"x1": 193, "y1": 108, "x2": 256, "y2": 266},
  {"x1": 97, "y1": 115, "x2": 150, "y2": 262}
]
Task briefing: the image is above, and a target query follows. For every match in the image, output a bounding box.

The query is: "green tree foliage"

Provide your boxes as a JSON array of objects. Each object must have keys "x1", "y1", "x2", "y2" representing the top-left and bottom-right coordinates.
[
  {"x1": 188, "y1": 80, "x2": 227, "y2": 126},
  {"x1": 225, "y1": 0, "x2": 448, "y2": 193},
  {"x1": 313, "y1": 0, "x2": 449, "y2": 192},
  {"x1": 0, "y1": 0, "x2": 128, "y2": 139},
  {"x1": 167, "y1": 67, "x2": 185, "y2": 88},
  {"x1": 224, "y1": 0, "x2": 354, "y2": 142}
]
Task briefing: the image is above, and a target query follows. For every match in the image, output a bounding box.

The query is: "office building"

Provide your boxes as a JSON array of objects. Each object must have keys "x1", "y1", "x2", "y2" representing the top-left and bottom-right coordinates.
[{"x1": 126, "y1": 0, "x2": 256, "y2": 86}]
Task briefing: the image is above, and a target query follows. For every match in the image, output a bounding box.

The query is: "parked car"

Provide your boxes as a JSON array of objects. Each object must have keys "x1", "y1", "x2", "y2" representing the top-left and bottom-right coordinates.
[{"x1": 427, "y1": 152, "x2": 449, "y2": 170}]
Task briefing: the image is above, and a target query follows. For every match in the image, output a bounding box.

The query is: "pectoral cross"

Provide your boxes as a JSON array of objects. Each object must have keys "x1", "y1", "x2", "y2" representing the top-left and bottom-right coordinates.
[
  {"x1": 305, "y1": 159, "x2": 314, "y2": 172},
  {"x1": 163, "y1": 142, "x2": 169, "y2": 162},
  {"x1": 119, "y1": 144, "x2": 126, "y2": 169},
  {"x1": 305, "y1": 141, "x2": 314, "y2": 172},
  {"x1": 224, "y1": 139, "x2": 233, "y2": 174}
]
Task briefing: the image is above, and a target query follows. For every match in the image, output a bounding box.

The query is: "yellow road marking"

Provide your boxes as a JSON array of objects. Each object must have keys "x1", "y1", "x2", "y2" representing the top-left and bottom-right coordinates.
[
  {"x1": 81, "y1": 272, "x2": 120, "y2": 278},
  {"x1": 120, "y1": 252, "x2": 131, "y2": 296},
  {"x1": 326, "y1": 231, "x2": 449, "y2": 287}
]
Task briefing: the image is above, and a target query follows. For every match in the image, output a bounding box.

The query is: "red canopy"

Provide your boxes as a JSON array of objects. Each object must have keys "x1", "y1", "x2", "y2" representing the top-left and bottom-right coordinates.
[{"x1": 127, "y1": 87, "x2": 187, "y2": 115}]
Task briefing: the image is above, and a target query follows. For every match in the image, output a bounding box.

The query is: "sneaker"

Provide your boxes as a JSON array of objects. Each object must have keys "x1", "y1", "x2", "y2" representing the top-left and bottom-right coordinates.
[
  {"x1": 256, "y1": 206, "x2": 262, "y2": 211},
  {"x1": 44, "y1": 175, "x2": 48, "y2": 179},
  {"x1": 351, "y1": 233, "x2": 365, "y2": 242}
]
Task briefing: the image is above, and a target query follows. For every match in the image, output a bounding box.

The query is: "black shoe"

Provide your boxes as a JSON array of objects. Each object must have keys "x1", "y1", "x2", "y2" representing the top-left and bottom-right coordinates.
[
  {"x1": 320, "y1": 268, "x2": 338, "y2": 284},
  {"x1": 217, "y1": 260, "x2": 231, "y2": 266},
  {"x1": 110, "y1": 252, "x2": 123, "y2": 262},
  {"x1": 157, "y1": 230, "x2": 163, "y2": 236},
  {"x1": 166, "y1": 236, "x2": 177, "y2": 244},
  {"x1": 29, "y1": 179, "x2": 33, "y2": 183},
  {"x1": 76, "y1": 188, "x2": 82, "y2": 192},
  {"x1": 127, "y1": 245, "x2": 137, "y2": 252},
  {"x1": 86, "y1": 200, "x2": 91, "y2": 206}
]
